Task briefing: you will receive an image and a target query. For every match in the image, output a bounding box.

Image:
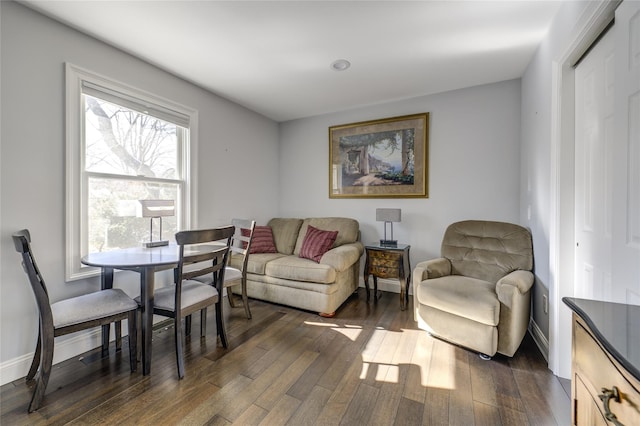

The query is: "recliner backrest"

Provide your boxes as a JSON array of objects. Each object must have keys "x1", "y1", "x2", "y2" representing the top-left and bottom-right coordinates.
[{"x1": 441, "y1": 220, "x2": 533, "y2": 284}]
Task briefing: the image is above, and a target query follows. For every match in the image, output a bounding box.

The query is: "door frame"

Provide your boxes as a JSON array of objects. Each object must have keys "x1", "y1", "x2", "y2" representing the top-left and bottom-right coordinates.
[{"x1": 549, "y1": 0, "x2": 620, "y2": 378}]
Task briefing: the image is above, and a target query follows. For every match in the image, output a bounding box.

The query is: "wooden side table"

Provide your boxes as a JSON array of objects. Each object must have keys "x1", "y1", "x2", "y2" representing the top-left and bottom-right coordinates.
[{"x1": 364, "y1": 243, "x2": 411, "y2": 310}]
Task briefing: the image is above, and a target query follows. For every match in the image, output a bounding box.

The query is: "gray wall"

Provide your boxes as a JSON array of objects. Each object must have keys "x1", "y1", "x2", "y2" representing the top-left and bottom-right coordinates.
[
  {"x1": 520, "y1": 0, "x2": 596, "y2": 377},
  {"x1": 0, "y1": 1, "x2": 279, "y2": 383},
  {"x1": 279, "y1": 79, "x2": 523, "y2": 284}
]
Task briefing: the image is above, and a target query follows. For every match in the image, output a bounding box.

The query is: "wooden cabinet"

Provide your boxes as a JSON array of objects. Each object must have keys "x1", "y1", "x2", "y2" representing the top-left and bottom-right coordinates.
[
  {"x1": 364, "y1": 244, "x2": 410, "y2": 310},
  {"x1": 564, "y1": 298, "x2": 640, "y2": 426}
]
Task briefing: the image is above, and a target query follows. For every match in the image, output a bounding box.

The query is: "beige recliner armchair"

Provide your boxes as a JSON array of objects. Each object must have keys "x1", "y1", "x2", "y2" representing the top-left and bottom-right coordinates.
[{"x1": 413, "y1": 220, "x2": 534, "y2": 358}]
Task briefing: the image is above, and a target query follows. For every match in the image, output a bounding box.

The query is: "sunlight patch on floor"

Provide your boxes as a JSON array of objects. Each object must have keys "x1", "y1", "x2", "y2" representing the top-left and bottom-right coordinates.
[
  {"x1": 304, "y1": 321, "x2": 338, "y2": 327},
  {"x1": 368, "y1": 327, "x2": 456, "y2": 389},
  {"x1": 304, "y1": 321, "x2": 457, "y2": 390},
  {"x1": 330, "y1": 327, "x2": 362, "y2": 341}
]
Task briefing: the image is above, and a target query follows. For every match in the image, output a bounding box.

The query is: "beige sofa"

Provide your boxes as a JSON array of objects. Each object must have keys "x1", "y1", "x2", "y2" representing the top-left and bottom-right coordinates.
[
  {"x1": 413, "y1": 220, "x2": 534, "y2": 358},
  {"x1": 230, "y1": 217, "x2": 364, "y2": 316}
]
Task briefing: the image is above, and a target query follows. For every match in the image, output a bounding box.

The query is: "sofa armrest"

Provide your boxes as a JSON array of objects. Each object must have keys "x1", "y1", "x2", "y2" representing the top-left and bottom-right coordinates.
[
  {"x1": 320, "y1": 242, "x2": 364, "y2": 272},
  {"x1": 413, "y1": 258, "x2": 451, "y2": 282},
  {"x1": 496, "y1": 270, "x2": 534, "y2": 305}
]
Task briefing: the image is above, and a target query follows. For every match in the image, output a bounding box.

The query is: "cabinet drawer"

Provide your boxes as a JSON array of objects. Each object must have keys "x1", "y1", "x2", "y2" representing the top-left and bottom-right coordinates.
[
  {"x1": 574, "y1": 321, "x2": 640, "y2": 425},
  {"x1": 370, "y1": 266, "x2": 399, "y2": 279},
  {"x1": 575, "y1": 375, "x2": 608, "y2": 426},
  {"x1": 368, "y1": 251, "x2": 400, "y2": 267}
]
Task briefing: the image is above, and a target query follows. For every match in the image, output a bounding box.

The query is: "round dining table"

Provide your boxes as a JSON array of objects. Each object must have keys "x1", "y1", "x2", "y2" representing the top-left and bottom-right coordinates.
[{"x1": 82, "y1": 245, "x2": 181, "y2": 376}]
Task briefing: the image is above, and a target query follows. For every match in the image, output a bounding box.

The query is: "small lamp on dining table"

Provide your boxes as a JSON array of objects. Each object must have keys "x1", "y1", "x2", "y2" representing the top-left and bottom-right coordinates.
[
  {"x1": 376, "y1": 208, "x2": 401, "y2": 247},
  {"x1": 138, "y1": 199, "x2": 175, "y2": 248}
]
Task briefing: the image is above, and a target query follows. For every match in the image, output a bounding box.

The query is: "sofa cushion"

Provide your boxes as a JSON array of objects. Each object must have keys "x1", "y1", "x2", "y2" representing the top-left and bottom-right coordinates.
[
  {"x1": 417, "y1": 275, "x2": 500, "y2": 326},
  {"x1": 243, "y1": 225, "x2": 277, "y2": 254},
  {"x1": 231, "y1": 252, "x2": 286, "y2": 275},
  {"x1": 299, "y1": 225, "x2": 338, "y2": 263},
  {"x1": 294, "y1": 217, "x2": 359, "y2": 255},
  {"x1": 265, "y1": 255, "x2": 337, "y2": 284},
  {"x1": 267, "y1": 218, "x2": 303, "y2": 255}
]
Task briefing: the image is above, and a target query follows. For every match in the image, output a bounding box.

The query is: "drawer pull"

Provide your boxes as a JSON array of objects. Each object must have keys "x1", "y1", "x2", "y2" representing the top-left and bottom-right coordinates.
[{"x1": 598, "y1": 386, "x2": 624, "y2": 426}]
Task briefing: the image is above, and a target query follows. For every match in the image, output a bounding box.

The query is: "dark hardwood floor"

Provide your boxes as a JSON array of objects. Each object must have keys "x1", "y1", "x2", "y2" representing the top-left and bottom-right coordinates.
[{"x1": 1, "y1": 289, "x2": 570, "y2": 425}]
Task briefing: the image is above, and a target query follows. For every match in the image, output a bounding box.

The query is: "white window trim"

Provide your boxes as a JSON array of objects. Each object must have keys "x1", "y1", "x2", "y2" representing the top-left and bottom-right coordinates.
[{"x1": 65, "y1": 63, "x2": 198, "y2": 281}]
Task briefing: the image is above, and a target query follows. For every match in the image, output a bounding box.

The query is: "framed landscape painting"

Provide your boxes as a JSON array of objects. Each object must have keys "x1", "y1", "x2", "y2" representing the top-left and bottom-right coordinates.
[{"x1": 329, "y1": 113, "x2": 429, "y2": 198}]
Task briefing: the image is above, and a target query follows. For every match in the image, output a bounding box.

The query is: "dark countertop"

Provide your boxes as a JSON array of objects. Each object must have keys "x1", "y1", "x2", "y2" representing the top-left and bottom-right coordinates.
[{"x1": 563, "y1": 297, "x2": 640, "y2": 382}]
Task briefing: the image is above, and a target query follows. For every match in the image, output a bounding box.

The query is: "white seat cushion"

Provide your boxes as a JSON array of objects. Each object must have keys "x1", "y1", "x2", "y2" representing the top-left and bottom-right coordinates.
[
  {"x1": 192, "y1": 267, "x2": 242, "y2": 287},
  {"x1": 223, "y1": 267, "x2": 242, "y2": 287},
  {"x1": 136, "y1": 281, "x2": 219, "y2": 312},
  {"x1": 52, "y1": 288, "x2": 137, "y2": 329}
]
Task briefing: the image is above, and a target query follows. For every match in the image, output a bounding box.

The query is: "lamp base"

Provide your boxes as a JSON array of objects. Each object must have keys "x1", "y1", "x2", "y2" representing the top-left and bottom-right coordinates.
[
  {"x1": 144, "y1": 240, "x2": 169, "y2": 248},
  {"x1": 379, "y1": 239, "x2": 398, "y2": 247}
]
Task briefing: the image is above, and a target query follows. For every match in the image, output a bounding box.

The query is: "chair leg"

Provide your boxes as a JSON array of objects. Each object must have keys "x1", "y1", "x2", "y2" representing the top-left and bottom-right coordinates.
[
  {"x1": 227, "y1": 287, "x2": 237, "y2": 308},
  {"x1": 215, "y1": 300, "x2": 228, "y2": 348},
  {"x1": 115, "y1": 320, "x2": 122, "y2": 352},
  {"x1": 200, "y1": 308, "x2": 207, "y2": 337},
  {"x1": 185, "y1": 314, "x2": 192, "y2": 337},
  {"x1": 127, "y1": 311, "x2": 137, "y2": 372},
  {"x1": 174, "y1": 317, "x2": 185, "y2": 379},
  {"x1": 28, "y1": 328, "x2": 54, "y2": 413},
  {"x1": 26, "y1": 327, "x2": 42, "y2": 381},
  {"x1": 101, "y1": 323, "x2": 110, "y2": 357},
  {"x1": 136, "y1": 309, "x2": 142, "y2": 363},
  {"x1": 241, "y1": 279, "x2": 252, "y2": 320}
]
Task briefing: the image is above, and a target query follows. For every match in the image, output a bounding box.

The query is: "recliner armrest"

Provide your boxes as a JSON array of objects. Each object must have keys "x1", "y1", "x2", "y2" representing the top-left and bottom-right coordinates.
[
  {"x1": 495, "y1": 269, "x2": 534, "y2": 356},
  {"x1": 496, "y1": 270, "x2": 534, "y2": 305},
  {"x1": 413, "y1": 258, "x2": 451, "y2": 281},
  {"x1": 320, "y1": 242, "x2": 364, "y2": 272},
  {"x1": 413, "y1": 258, "x2": 452, "y2": 323}
]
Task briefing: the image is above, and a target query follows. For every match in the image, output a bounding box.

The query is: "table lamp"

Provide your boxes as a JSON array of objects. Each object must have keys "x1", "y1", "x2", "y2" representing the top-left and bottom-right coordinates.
[
  {"x1": 138, "y1": 199, "x2": 175, "y2": 247},
  {"x1": 376, "y1": 208, "x2": 401, "y2": 247}
]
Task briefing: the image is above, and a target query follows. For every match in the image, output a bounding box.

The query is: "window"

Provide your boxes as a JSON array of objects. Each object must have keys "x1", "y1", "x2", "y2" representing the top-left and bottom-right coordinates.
[{"x1": 66, "y1": 64, "x2": 197, "y2": 280}]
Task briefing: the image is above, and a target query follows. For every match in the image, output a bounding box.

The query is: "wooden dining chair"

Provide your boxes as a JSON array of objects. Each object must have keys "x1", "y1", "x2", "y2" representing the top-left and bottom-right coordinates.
[
  {"x1": 224, "y1": 219, "x2": 256, "y2": 319},
  {"x1": 194, "y1": 219, "x2": 256, "y2": 319},
  {"x1": 140, "y1": 226, "x2": 234, "y2": 379},
  {"x1": 12, "y1": 229, "x2": 138, "y2": 413}
]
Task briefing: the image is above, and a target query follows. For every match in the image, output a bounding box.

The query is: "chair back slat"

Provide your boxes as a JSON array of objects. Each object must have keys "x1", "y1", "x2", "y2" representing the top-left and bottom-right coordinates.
[
  {"x1": 12, "y1": 230, "x2": 54, "y2": 331},
  {"x1": 176, "y1": 227, "x2": 234, "y2": 246},
  {"x1": 230, "y1": 219, "x2": 256, "y2": 268},
  {"x1": 181, "y1": 247, "x2": 227, "y2": 266},
  {"x1": 231, "y1": 233, "x2": 251, "y2": 256},
  {"x1": 175, "y1": 226, "x2": 234, "y2": 292}
]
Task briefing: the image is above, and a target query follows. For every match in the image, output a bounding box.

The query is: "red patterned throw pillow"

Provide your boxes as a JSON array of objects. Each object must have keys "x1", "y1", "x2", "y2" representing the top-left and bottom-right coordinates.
[
  {"x1": 299, "y1": 225, "x2": 338, "y2": 263},
  {"x1": 242, "y1": 225, "x2": 278, "y2": 254}
]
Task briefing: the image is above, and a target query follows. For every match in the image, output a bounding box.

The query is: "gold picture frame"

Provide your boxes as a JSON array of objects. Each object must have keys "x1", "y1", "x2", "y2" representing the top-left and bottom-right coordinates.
[{"x1": 329, "y1": 113, "x2": 429, "y2": 198}]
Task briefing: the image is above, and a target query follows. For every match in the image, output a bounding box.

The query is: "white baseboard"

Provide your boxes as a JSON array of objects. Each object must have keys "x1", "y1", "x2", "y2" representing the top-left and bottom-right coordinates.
[
  {"x1": 528, "y1": 317, "x2": 549, "y2": 363},
  {"x1": 0, "y1": 290, "x2": 234, "y2": 387},
  {"x1": 0, "y1": 328, "x2": 106, "y2": 386}
]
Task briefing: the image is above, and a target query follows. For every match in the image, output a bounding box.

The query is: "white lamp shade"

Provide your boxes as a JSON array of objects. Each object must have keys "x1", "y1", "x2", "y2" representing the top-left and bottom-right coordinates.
[
  {"x1": 138, "y1": 199, "x2": 175, "y2": 218},
  {"x1": 376, "y1": 208, "x2": 401, "y2": 223}
]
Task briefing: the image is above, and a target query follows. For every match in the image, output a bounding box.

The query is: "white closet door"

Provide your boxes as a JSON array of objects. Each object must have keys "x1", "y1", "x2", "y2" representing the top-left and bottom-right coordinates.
[
  {"x1": 612, "y1": 1, "x2": 640, "y2": 305},
  {"x1": 575, "y1": 1, "x2": 640, "y2": 305},
  {"x1": 575, "y1": 28, "x2": 615, "y2": 301}
]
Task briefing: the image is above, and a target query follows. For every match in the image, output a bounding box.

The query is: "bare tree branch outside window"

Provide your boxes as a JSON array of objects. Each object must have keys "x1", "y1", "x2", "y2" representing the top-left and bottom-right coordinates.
[{"x1": 84, "y1": 95, "x2": 180, "y2": 252}]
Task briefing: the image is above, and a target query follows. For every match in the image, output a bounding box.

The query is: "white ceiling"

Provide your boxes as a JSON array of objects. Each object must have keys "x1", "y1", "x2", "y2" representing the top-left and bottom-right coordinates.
[{"x1": 22, "y1": 1, "x2": 562, "y2": 122}]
